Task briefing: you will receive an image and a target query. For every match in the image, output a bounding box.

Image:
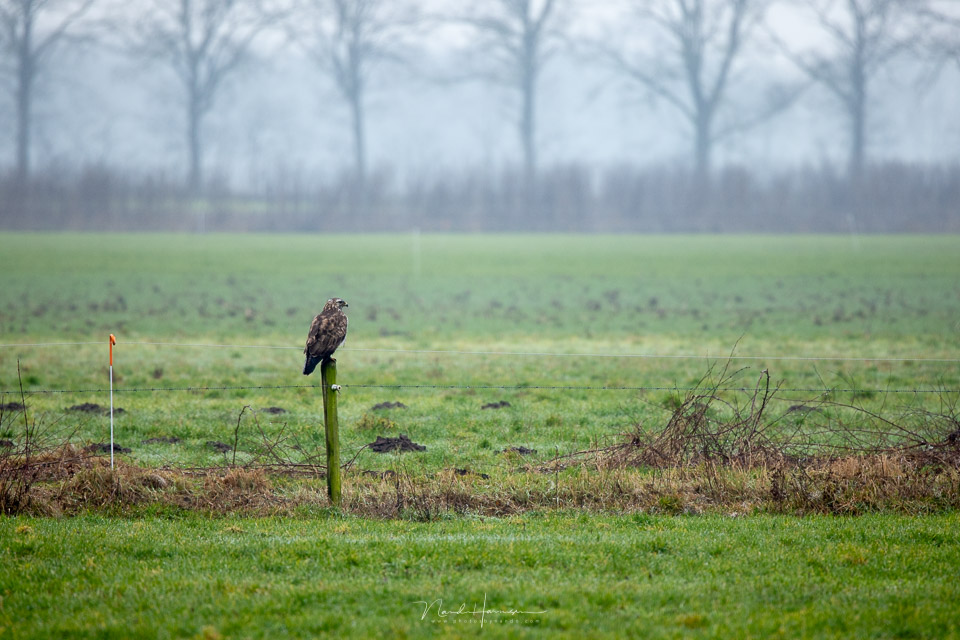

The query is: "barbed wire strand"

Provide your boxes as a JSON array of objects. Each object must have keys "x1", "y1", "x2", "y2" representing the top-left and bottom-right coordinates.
[
  {"x1": 0, "y1": 342, "x2": 103, "y2": 347},
  {"x1": 344, "y1": 347, "x2": 960, "y2": 363},
  {"x1": 0, "y1": 340, "x2": 956, "y2": 363},
  {"x1": 132, "y1": 341, "x2": 299, "y2": 350},
  {"x1": 1, "y1": 383, "x2": 955, "y2": 396}
]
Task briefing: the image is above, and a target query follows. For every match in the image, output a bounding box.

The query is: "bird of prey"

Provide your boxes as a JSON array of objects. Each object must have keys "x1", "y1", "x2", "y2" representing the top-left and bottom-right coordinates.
[{"x1": 303, "y1": 298, "x2": 349, "y2": 375}]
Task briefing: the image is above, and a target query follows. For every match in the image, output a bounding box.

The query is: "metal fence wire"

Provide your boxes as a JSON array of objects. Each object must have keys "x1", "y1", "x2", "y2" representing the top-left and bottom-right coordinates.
[{"x1": 0, "y1": 340, "x2": 957, "y2": 397}]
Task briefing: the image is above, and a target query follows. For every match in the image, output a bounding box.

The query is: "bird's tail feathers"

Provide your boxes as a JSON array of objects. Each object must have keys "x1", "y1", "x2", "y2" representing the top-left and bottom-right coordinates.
[{"x1": 303, "y1": 354, "x2": 322, "y2": 376}]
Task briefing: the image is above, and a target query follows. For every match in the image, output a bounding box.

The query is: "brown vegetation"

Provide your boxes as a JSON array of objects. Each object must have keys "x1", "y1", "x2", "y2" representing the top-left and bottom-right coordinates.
[
  {"x1": 2, "y1": 362, "x2": 958, "y2": 519},
  {"x1": 4, "y1": 444, "x2": 958, "y2": 520}
]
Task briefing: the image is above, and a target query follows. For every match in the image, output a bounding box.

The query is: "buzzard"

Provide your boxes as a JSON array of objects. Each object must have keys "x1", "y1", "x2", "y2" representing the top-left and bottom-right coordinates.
[{"x1": 303, "y1": 297, "x2": 349, "y2": 375}]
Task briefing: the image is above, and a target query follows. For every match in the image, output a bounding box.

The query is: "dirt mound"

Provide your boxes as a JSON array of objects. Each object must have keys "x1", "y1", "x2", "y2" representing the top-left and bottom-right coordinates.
[
  {"x1": 260, "y1": 407, "x2": 287, "y2": 415},
  {"x1": 207, "y1": 441, "x2": 232, "y2": 453},
  {"x1": 362, "y1": 469, "x2": 397, "y2": 479},
  {"x1": 452, "y1": 468, "x2": 491, "y2": 479},
  {"x1": 787, "y1": 404, "x2": 825, "y2": 414},
  {"x1": 501, "y1": 446, "x2": 538, "y2": 456},
  {"x1": 68, "y1": 403, "x2": 125, "y2": 415},
  {"x1": 368, "y1": 434, "x2": 426, "y2": 453},
  {"x1": 84, "y1": 442, "x2": 131, "y2": 454},
  {"x1": 371, "y1": 401, "x2": 407, "y2": 410},
  {"x1": 482, "y1": 400, "x2": 511, "y2": 410},
  {"x1": 142, "y1": 436, "x2": 181, "y2": 445}
]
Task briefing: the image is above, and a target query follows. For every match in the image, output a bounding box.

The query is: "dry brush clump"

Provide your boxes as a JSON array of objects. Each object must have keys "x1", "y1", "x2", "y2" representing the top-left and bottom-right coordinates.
[
  {"x1": 5, "y1": 445, "x2": 959, "y2": 519},
  {"x1": 531, "y1": 364, "x2": 960, "y2": 516},
  {"x1": 611, "y1": 367, "x2": 787, "y2": 470},
  {"x1": 771, "y1": 453, "x2": 960, "y2": 515},
  {"x1": 0, "y1": 367, "x2": 85, "y2": 514}
]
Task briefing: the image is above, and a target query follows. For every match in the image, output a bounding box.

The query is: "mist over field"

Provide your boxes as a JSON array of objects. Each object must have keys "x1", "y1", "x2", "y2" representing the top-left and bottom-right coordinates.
[{"x1": 0, "y1": 0, "x2": 958, "y2": 232}]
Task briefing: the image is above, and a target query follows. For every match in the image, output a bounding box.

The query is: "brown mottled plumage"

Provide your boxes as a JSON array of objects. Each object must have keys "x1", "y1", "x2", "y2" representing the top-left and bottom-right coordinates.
[{"x1": 303, "y1": 298, "x2": 349, "y2": 375}]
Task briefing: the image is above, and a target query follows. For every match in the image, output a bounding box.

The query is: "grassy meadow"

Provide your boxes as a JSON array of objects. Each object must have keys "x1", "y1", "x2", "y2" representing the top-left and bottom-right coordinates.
[
  {"x1": 1, "y1": 232, "x2": 960, "y2": 638},
  {"x1": 4, "y1": 512, "x2": 960, "y2": 638},
  {"x1": 1, "y1": 233, "x2": 957, "y2": 470}
]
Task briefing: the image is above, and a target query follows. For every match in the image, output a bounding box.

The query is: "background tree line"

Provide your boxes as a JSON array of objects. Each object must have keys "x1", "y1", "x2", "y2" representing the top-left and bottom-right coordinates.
[{"x1": 0, "y1": 0, "x2": 958, "y2": 232}]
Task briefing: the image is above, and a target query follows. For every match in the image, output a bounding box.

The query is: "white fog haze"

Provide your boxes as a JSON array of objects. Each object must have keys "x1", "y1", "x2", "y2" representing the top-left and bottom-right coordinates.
[{"x1": 1, "y1": 0, "x2": 958, "y2": 231}]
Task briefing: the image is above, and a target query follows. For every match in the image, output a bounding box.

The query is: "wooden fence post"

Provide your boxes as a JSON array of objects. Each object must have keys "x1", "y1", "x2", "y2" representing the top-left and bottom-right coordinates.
[{"x1": 320, "y1": 359, "x2": 341, "y2": 506}]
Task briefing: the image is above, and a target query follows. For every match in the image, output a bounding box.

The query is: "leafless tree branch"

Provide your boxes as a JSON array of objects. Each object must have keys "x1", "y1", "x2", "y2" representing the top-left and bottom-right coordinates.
[
  {"x1": 774, "y1": 0, "x2": 921, "y2": 180},
  {"x1": 441, "y1": 0, "x2": 566, "y2": 188},
  {"x1": 284, "y1": 0, "x2": 416, "y2": 193},
  {"x1": 120, "y1": 0, "x2": 274, "y2": 193},
  {"x1": 0, "y1": 0, "x2": 98, "y2": 181},
  {"x1": 590, "y1": 0, "x2": 778, "y2": 188}
]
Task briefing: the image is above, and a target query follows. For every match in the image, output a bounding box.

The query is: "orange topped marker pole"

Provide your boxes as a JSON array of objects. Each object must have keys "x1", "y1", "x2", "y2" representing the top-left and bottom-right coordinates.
[{"x1": 109, "y1": 334, "x2": 116, "y2": 469}]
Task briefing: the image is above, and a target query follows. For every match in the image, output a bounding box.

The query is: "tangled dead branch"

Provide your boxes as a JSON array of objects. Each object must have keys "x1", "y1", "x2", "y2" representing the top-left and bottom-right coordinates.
[{"x1": 535, "y1": 361, "x2": 960, "y2": 476}]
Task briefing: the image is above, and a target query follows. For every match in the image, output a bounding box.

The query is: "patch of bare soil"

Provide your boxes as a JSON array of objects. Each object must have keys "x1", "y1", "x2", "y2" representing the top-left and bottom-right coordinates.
[
  {"x1": 368, "y1": 434, "x2": 426, "y2": 453},
  {"x1": 0, "y1": 402, "x2": 25, "y2": 412},
  {"x1": 260, "y1": 407, "x2": 287, "y2": 415},
  {"x1": 207, "y1": 441, "x2": 232, "y2": 453},
  {"x1": 142, "y1": 437, "x2": 181, "y2": 445},
  {"x1": 68, "y1": 403, "x2": 125, "y2": 415},
  {"x1": 84, "y1": 442, "x2": 132, "y2": 454},
  {"x1": 371, "y1": 401, "x2": 407, "y2": 410},
  {"x1": 452, "y1": 468, "x2": 490, "y2": 479},
  {"x1": 787, "y1": 404, "x2": 824, "y2": 414},
  {"x1": 362, "y1": 469, "x2": 397, "y2": 479},
  {"x1": 501, "y1": 446, "x2": 538, "y2": 456},
  {"x1": 481, "y1": 400, "x2": 511, "y2": 410}
]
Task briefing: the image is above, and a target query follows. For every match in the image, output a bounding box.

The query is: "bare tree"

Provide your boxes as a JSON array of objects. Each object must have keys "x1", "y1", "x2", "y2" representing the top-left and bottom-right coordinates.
[
  {"x1": 285, "y1": 0, "x2": 413, "y2": 193},
  {"x1": 780, "y1": 0, "x2": 917, "y2": 181},
  {"x1": 450, "y1": 0, "x2": 563, "y2": 189},
  {"x1": 0, "y1": 0, "x2": 95, "y2": 182},
  {"x1": 916, "y1": 1, "x2": 960, "y2": 71},
  {"x1": 125, "y1": 0, "x2": 269, "y2": 194},
  {"x1": 596, "y1": 0, "x2": 780, "y2": 190}
]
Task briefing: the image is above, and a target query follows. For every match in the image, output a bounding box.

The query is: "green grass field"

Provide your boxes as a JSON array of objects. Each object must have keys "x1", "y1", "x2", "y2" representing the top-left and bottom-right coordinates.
[
  {"x1": 2, "y1": 234, "x2": 957, "y2": 470},
  {"x1": 1, "y1": 233, "x2": 959, "y2": 638},
  {"x1": 4, "y1": 512, "x2": 960, "y2": 638}
]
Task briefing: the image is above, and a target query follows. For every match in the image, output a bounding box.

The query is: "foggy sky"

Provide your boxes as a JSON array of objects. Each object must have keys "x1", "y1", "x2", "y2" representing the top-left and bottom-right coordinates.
[{"x1": 1, "y1": 0, "x2": 958, "y2": 189}]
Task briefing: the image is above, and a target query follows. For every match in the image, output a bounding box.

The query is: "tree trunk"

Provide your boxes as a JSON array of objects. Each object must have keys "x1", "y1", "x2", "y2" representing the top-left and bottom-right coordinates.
[
  {"x1": 520, "y1": 48, "x2": 537, "y2": 193},
  {"x1": 693, "y1": 110, "x2": 713, "y2": 206},
  {"x1": 847, "y1": 13, "x2": 869, "y2": 185},
  {"x1": 846, "y1": 71, "x2": 867, "y2": 231},
  {"x1": 848, "y1": 86, "x2": 866, "y2": 184},
  {"x1": 187, "y1": 95, "x2": 202, "y2": 195},
  {"x1": 519, "y1": 35, "x2": 538, "y2": 229},
  {"x1": 349, "y1": 87, "x2": 367, "y2": 196},
  {"x1": 521, "y1": 74, "x2": 536, "y2": 189},
  {"x1": 15, "y1": 19, "x2": 34, "y2": 184}
]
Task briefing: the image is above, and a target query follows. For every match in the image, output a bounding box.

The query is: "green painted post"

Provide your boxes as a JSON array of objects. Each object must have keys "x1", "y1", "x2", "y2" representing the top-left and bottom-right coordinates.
[{"x1": 320, "y1": 359, "x2": 341, "y2": 506}]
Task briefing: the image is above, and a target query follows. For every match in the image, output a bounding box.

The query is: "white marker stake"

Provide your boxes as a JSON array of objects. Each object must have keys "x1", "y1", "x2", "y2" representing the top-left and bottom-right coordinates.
[{"x1": 109, "y1": 334, "x2": 116, "y2": 469}]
